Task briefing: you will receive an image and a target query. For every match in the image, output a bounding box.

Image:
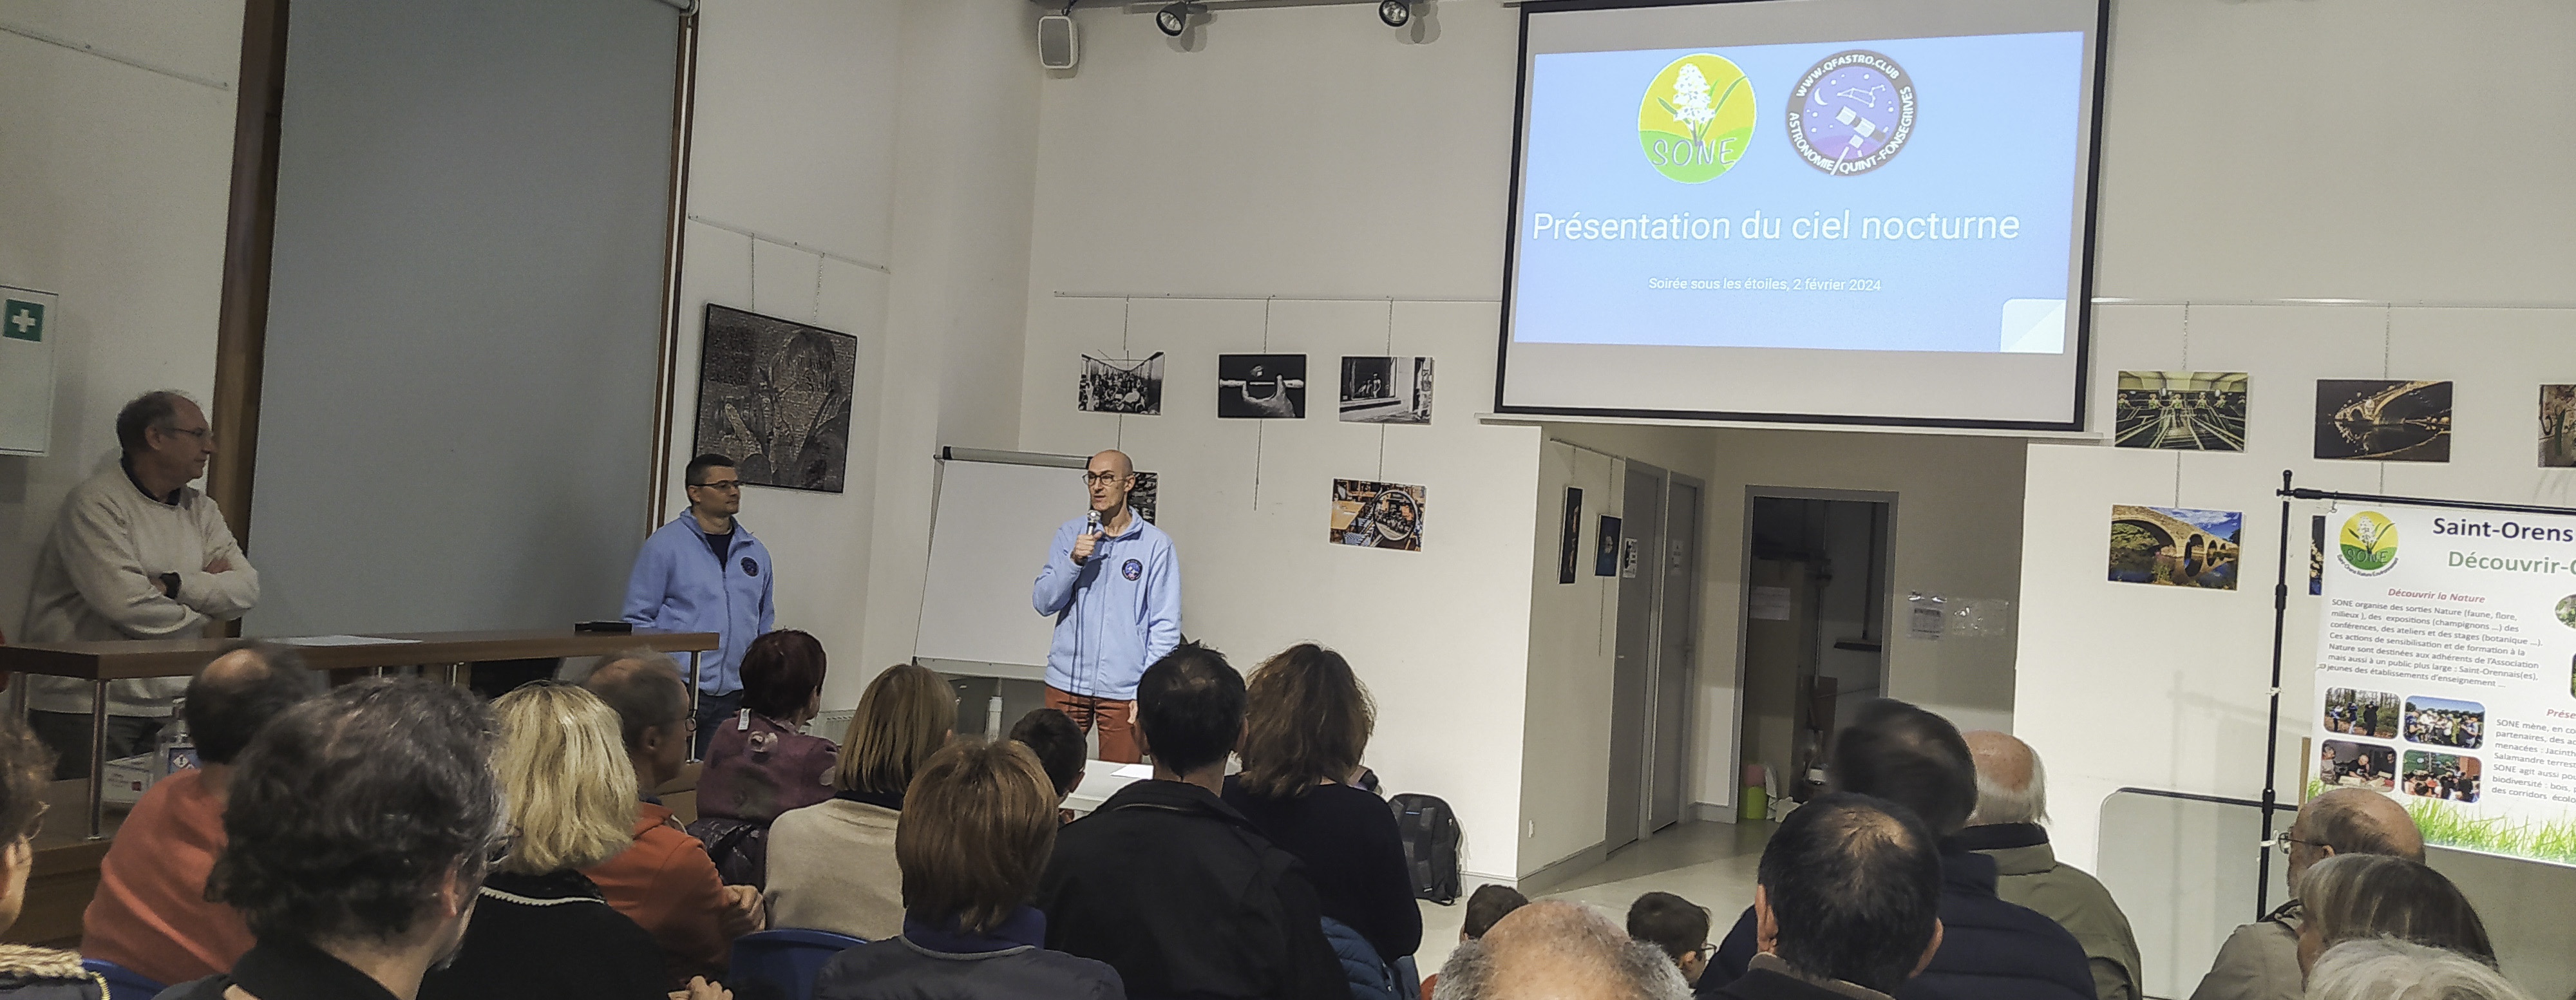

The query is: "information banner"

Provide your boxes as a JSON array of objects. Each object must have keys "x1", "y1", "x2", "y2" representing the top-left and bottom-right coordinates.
[{"x1": 2315, "y1": 502, "x2": 2576, "y2": 864}]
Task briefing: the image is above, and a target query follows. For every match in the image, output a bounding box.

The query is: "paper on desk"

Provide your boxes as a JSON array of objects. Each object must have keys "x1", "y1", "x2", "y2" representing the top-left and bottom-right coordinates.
[
  {"x1": 1112, "y1": 762, "x2": 1156, "y2": 779},
  {"x1": 272, "y1": 635, "x2": 423, "y2": 646}
]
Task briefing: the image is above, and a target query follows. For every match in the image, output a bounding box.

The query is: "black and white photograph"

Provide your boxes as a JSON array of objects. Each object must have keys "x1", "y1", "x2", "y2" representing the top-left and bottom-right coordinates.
[
  {"x1": 2315, "y1": 379, "x2": 2452, "y2": 462},
  {"x1": 1558, "y1": 487, "x2": 1583, "y2": 583},
  {"x1": 1129, "y1": 471, "x2": 1159, "y2": 524},
  {"x1": 693, "y1": 304, "x2": 857, "y2": 493},
  {"x1": 2114, "y1": 370, "x2": 2246, "y2": 451},
  {"x1": 1340, "y1": 355, "x2": 1434, "y2": 424},
  {"x1": 1217, "y1": 354, "x2": 1307, "y2": 419},
  {"x1": 1079, "y1": 352, "x2": 1164, "y2": 415},
  {"x1": 1329, "y1": 478, "x2": 1426, "y2": 552}
]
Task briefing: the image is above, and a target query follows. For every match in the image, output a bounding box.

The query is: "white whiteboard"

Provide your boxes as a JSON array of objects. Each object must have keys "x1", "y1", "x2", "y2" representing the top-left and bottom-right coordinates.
[{"x1": 915, "y1": 458, "x2": 1089, "y2": 669}]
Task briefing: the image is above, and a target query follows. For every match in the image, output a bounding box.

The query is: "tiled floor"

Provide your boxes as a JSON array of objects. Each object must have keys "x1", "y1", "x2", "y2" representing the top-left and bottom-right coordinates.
[{"x1": 1414, "y1": 819, "x2": 1774, "y2": 976}]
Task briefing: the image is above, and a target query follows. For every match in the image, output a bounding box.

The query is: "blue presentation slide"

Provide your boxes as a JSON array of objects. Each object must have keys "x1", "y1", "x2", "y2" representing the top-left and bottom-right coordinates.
[{"x1": 1513, "y1": 32, "x2": 2085, "y2": 353}]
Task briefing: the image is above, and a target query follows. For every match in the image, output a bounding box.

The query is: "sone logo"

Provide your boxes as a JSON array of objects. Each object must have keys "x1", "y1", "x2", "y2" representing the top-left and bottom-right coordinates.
[
  {"x1": 2339, "y1": 511, "x2": 2400, "y2": 575},
  {"x1": 1786, "y1": 50, "x2": 1917, "y2": 176},
  {"x1": 1638, "y1": 55, "x2": 1756, "y2": 184}
]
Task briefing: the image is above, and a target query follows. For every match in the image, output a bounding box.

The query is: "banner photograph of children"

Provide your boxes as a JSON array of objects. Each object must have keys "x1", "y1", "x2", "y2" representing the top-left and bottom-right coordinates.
[{"x1": 2401, "y1": 751, "x2": 2481, "y2": 804}]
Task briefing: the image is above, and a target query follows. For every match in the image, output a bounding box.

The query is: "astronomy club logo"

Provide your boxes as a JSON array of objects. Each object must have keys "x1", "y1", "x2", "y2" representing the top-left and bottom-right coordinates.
[
  {"x1": 2339, "y1": 511, "x2": 2400, "y2": 575},
  {"x1": 1786, "y1": 50, "x2": 1916, "y2": 176},
  {"x1": 1639, "y1": 54, "x2": 1755, "y2": 184}
]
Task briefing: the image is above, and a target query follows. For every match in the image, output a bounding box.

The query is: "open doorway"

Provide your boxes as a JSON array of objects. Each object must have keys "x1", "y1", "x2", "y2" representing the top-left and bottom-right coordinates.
[{"x1": 1738, "y1": 490, "x2": 1893, "y2": 813}]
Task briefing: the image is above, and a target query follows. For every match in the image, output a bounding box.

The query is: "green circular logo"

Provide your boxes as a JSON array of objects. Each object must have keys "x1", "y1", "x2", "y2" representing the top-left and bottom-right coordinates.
[
  {"x1": 1640, "y1": 55, "x2": 1756, "y2": 184},
  {"x1": 2339, "y1": 511, "x2": 2399, "y2": 575}
]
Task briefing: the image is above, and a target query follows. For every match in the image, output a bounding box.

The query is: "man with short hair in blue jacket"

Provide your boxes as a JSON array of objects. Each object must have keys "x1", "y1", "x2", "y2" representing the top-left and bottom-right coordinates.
[
  {"x1": 625, "y1": 453, "x2": 776, "y2": 754},
  {"x1": 1032, "y1": 449, "x2": 1181, "y2": 764}
]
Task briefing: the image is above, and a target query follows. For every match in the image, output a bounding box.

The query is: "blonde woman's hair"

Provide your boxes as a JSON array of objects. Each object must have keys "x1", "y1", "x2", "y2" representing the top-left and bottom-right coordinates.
[
  {"x1": 835, "y1": 663, "x2": 957, "y2": 795},
  {"x1": 489, "y1": 683, "x2": 637, "y2": 873}
]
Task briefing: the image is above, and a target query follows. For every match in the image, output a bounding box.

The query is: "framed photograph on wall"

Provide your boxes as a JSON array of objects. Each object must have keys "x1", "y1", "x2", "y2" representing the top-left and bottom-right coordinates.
[{"x1": 693, "y1": 304, "x2": 858, "y2": 493}]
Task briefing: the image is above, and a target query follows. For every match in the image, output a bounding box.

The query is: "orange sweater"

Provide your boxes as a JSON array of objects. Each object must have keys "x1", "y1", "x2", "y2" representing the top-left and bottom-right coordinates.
[
  {"x1": 585, "y1": 802, "x2": 733, "y2": 988},
  {"x1": 81, "y1": 768, "x2": 253, "y2": 985}
]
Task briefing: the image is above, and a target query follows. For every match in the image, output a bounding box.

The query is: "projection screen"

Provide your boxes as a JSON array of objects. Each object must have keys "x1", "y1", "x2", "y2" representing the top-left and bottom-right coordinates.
[{"x1": 1496, "y1": 0, "x2": 2108, "y2": 429}]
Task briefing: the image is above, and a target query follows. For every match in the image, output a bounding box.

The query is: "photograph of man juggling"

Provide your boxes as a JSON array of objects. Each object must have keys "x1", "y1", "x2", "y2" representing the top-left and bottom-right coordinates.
[{"x1": 1031, "y1": 449, "x2": 1182, "y2": 764}]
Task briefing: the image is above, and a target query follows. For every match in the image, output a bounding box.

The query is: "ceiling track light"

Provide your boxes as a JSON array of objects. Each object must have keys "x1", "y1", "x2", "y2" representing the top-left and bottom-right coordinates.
[
  {"x1": 1379, "y1": 0, "x2": 1412, "y2": 28},
  {"x1": 1157, "y1": 1, "x2": 1191, "y2": 36}
]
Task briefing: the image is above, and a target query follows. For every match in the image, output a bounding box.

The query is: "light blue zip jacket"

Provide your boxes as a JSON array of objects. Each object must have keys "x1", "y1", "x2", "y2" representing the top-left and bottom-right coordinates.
[
  {"x1": 1032, "y1": 513, "x2": 1182, "y2": 700},
  {"x1": 623, "y1": 514, "x2": 775, "y2": 695}
]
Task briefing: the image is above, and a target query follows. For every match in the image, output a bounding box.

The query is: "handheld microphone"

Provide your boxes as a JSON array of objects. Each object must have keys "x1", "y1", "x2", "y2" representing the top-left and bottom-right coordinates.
[{"x1": 1087, "y1": 510, "x2": 1101, "y2": 535}]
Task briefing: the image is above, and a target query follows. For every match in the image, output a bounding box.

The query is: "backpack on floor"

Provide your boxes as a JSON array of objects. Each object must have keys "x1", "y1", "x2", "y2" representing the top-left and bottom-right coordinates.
[{"x1": 1389, "y1": 793, "x2": 1462, "y2": 904}]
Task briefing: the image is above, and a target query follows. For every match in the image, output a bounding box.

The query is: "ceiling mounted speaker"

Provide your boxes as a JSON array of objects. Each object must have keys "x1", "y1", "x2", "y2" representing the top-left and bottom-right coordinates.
[{"x1": 1038, "y1": 13, "x2": 1079, "y2": 70}]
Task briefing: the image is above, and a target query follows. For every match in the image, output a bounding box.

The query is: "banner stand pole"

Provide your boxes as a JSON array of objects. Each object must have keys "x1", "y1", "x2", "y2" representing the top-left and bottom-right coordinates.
[{"x1": 2257, "y1": 469, "x2": 2293, "y2": 919}]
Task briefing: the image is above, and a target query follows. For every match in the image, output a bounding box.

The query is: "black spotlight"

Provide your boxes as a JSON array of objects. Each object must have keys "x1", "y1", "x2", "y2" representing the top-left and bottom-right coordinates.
[
  {"x1": 1157, "y1": 1, "x2": 1189, "y2": 35},
  {"x1": 1378, "y1": 0, "x2": 1410, "y2": 28}
]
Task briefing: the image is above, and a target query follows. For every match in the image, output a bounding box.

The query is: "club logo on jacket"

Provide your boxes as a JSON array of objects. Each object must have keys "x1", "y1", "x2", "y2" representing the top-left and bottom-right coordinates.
[
  {"x1": 742, "y1": 556, "x2": 761, "y2": 577},
  {"x1": 1122, "y1": 558, "x2": 1143, "y2": 581}
]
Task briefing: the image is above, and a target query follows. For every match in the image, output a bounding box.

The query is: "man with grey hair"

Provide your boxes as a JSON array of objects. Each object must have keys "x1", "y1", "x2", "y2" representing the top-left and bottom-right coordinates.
[
  {"x1": 23, "y1": 390, "x2": 258, "y2": 777},
  {"x1": 1958, "y1": 730, "x2": 2141, "y2": 1000},
  {"x1": 1434, "y1": 900, "x2": 1690, "y2": 1000},
  {"x1": 2304, "y1": 938, "x2": 2532, "y2": 1000},
  {"x1": 2188, "y1": 788, "x2": 2425, "y2": 1000}
]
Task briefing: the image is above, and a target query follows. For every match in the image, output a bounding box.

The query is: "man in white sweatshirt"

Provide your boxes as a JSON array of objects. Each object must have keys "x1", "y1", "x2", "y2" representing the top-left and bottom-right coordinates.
[{"x1": 21, "y1": 391, "x2": 259, "y2": 777}]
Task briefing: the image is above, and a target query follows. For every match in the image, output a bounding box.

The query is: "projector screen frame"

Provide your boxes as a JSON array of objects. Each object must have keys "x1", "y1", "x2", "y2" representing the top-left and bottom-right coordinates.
[{"x1": 1491, "y1": 0, "x2": 2112, "y2": 433}]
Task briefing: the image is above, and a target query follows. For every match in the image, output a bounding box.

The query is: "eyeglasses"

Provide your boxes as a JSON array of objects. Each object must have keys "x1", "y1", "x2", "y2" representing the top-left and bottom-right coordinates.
[
  {"x1": 2275, "y1": 835, "x2": 2321, "y2": 855},
  {"x1": 1083, "y1": 472, "x2": 1130, "y2": 486},
  {"x1": 162, "y1": 426, "x2": 213, "y2": 441},
  {"x1": 688, "y1": 480, "x2": 744, "y2": 493}
]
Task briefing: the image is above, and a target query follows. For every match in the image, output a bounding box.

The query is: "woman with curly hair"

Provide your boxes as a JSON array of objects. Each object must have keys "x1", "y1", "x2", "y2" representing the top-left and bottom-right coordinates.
[{"x1": 1220, "y1": 644, "x2": 1420, "y2": 973}]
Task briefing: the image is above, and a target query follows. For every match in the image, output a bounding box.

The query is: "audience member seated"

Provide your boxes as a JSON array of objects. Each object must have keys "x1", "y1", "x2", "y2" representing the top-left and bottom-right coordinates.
[
  {"x1": 1701, "y1": 793, "x2": 1944, "y2": 1000},
  {"x1": 1431, "y1": 900, "x2": 1690, "y2": 1000},
  {"x1": 1009, "y1": 708, "x2": 1086, "y2": 824},
  {"x1": 1221, "y1": 644, "x2": 1423, "y2": 974},
  {"x1": 419, "y1": 683, "x2": 728, "y2": 1000},
  {"x1": 80, "y1": 643, "x2": 318, "y2": 986},
  {"x1": 1034, "y1": 642, "x2": 1343, "y2": 1000},
  {"x1": 1421, "y1": 885, "x2": 1528, "y2": 1000},
  {"x1": 691, "y1": 629, "x2": 838, "y2": 885},
  {"x1": 2188, "y1": 788, "x2": 2424, "y2": 1000},
  {"x1": 766, "y1": 662, "x2": 954, "y2": 941},
  {"x1": 2302, "y1": 938, "x2": 2533, "y2": 1000},
  {"x1": 166, "y1": 680, "x2": 506, "y2": 1000},
  {"x1": 1709, "y1": 699, "x2": 2094, "y2": 1000},
  {"x1": 813, "y1": 739, "x2": 1124, "y2": 1000},
  {"x1": 1958, "y1": 730, "x2": 2142, "y2": 1000},
  {"x1": 0, "y1": 714, "x2": 102, "y2": 998},
  {"x1": 1629, "y1": 892, "x2": 1712, "y2": 987},
  {"x1": 2292, "y1": 854, "x2": 2492, "y2": 976},
  {"x1": 578, "y1": 649, "x2": 767, "y2": 987}
]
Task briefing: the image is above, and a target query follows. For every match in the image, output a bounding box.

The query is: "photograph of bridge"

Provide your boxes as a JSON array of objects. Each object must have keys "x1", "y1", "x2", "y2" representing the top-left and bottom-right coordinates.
[
  {"x1": 2115, "y1": 370, "x2": 2248, "y2": 451},
  {"x1": 2315, "y1": 379, "x2": 2452, "y2": 462},
  {"x1": 2108, "y1": 504, "x2": 2243, "y2": 590}
]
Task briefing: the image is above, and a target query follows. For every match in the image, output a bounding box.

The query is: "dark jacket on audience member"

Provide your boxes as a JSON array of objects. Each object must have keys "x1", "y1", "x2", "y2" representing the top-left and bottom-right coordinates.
[
  {"x1": 1707, "y1": 842, "x2": 2098, "y2": 1000},
  {"x1": 417, "y1": 869, "x2": 668, "y2": 1000},
  {"x1": 1033, "y1": 779, "x2": 1345, "y2": 1000},
  {"x1": 0, "y1": 945, "x2": 103, "y2": 1000},
  {"x1": 812, "y1": 907, "x2": 1123, "y2": 1000},
  {"x1": 1706, "y1": 954, "x2": 1895, "y2": 1000},
  {"x1": 158, "y1": 938, "x2": 399, "y2": 1000},
  {"x1": 1221, "y1": 776, "x2": 1424, "y2": 963}
]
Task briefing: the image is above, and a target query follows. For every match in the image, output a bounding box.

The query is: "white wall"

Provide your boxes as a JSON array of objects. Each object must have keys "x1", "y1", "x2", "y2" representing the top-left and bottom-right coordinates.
[
  {"x1": 2015, "y1": 0, "x2": 2576, "y2": 872},
  {"x1": 665, "y1": 0, "x2": 1041, "y2": 707},
  {"x1": 1018, "y1": 0, "x2": 1539, "y2": 878},
  {"x1": 1520, "y1": 441, "x2": 1618, "y2": 875},
  {"x1": 0, "y1": 2, "x2": 241, "y2": 639}
]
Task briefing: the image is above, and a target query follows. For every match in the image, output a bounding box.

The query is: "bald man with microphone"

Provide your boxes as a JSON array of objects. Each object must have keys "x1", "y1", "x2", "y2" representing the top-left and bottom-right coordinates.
[{"x1": 1032, "y1": 449, "x2": 1180, "y2": 764}]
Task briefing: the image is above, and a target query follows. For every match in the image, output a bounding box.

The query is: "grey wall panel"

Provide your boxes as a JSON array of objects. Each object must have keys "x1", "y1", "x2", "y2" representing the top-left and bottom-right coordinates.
[{"x1": 249, "y1": 0, "x2": 677, "y2": 636}]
